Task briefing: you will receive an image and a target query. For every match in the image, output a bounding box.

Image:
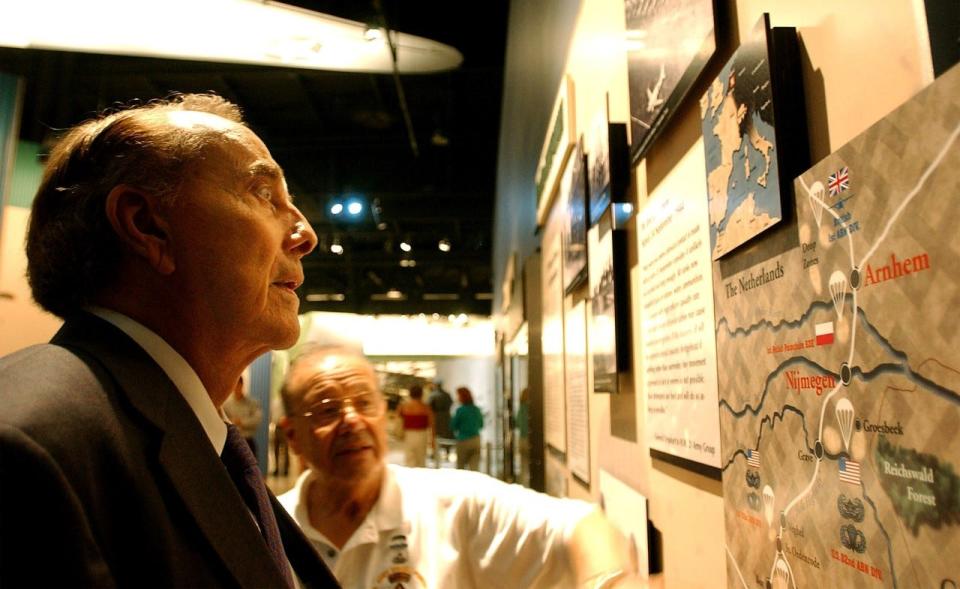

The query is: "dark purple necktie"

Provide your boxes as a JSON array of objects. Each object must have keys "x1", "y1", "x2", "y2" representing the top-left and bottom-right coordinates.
[{"x1": 222, "y1": 423, "x2": 294, "y2": 589}]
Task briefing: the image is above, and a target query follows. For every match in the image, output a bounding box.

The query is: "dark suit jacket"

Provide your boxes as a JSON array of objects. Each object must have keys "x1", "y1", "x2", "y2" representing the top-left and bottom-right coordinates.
[{"x1": 0, "y1": 313, "x2": 338, "y2": 588}]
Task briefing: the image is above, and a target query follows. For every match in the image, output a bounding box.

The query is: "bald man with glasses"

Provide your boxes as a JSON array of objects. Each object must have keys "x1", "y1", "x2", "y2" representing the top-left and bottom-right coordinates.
[{"x1": 278, "y1": 345, "x2": 649, "y2": 589}]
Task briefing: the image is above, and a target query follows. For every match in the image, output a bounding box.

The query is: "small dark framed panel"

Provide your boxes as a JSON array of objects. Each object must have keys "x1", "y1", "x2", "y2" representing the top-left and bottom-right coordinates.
[
  {"x1": 587, "y1": 112, "x2": 630, "y2": 228},
  {"x1": 562, "y1": 136, "x2": 589, "y2": 294},
  {"x1": 589, "y1": 204, "x2": 633, "y2": 394}
]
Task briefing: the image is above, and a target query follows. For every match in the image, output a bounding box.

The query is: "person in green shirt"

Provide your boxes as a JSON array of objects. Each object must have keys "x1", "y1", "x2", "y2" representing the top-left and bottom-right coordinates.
[
  {"x1": 451, "y1": 386, "x2": 484, "y2": 470},
  {"x1": 516, "y1": 387, "x2": 530, "y2": 485}
]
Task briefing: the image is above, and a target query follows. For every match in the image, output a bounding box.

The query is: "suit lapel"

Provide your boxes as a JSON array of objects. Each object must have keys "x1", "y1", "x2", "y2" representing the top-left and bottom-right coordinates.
[{"x1": 52, "y1": 315, "x2": 292, "y2": 588}]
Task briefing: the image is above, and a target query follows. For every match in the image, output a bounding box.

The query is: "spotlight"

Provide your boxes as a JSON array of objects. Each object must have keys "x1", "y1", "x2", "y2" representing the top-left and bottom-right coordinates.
[
  {"x1": 438, "y1": 238, "x2": 451, "y2": 252},
  {"x1": 347, "y1": 200, "x2": 363, "y2": 215},
  {"x1": 329, "y1": 202, "x2": 343, "y2": 215},
  {"x1": 400, "y1": 241, "x2": 412, "y2": 252},
  {"x1": 330, "y1": 236, "x2": 343, "y2": 255}
]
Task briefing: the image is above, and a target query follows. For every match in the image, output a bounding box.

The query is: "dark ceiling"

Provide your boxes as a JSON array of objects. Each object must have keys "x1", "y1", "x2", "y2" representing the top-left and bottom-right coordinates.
[{"x1": 0, "y1": 0, "x2": 509, "y2": 316}]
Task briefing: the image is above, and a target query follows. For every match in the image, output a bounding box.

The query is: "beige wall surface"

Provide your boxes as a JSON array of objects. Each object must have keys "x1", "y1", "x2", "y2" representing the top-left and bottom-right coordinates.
[
  {"x1": 0, "y1": 205, "x2": 62, "y2": 355},
  {"x1": 531, "y1": 0, "x2": 933, "y2": 587}
]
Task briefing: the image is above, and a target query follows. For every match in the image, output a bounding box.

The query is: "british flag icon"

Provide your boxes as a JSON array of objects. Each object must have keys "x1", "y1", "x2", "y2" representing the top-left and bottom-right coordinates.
[{"x1": 828, "y1": 166, "x2": 850, "y2": 197}]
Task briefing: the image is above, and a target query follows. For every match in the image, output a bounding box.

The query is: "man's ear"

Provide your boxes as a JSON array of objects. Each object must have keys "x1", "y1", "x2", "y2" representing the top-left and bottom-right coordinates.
[
  {"x1": 104, "y1": 185, "x2": 175, "y2": 274},
  {"x1": 280, "y1": 416, "x2": 302, "y2": 455}
]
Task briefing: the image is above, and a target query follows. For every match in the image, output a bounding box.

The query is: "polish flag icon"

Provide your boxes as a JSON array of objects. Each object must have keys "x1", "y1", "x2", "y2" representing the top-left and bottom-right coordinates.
[{"x1": 815, "y1": 321, "x2": 835, "y2": 346}]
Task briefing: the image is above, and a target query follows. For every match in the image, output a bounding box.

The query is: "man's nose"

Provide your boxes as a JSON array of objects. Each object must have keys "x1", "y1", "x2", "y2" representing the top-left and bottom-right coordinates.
[
  {"x1": 337, "y1": 403, "x2": 363, "y2": 430},
  {"x1": 286, "y1": 209, "x2": 317, "y2": 257}
]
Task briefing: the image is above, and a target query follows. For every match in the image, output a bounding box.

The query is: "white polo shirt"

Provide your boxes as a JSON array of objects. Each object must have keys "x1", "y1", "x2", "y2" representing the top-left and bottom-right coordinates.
[{"x1": 279, "y1": 464, "x2": 596, "y2": 589}]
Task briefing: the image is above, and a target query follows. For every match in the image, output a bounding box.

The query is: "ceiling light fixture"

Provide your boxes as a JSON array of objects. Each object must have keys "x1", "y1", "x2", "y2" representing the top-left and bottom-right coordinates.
[
  {"x1": 399, "y1": 240, "x2": 412, "y2": 252},
  {"x1": 363, "y1": 26, "x2": 383, "y2": 42},
  {"x1": 371, "y1": 289, "x2": 407, "y2": 301},
  {"x1": 329, "y1": 202, "x2": 343, "y2": 216},
  {"x1": 1, "y1": 0, "x2": 464, "y2": 74},
  {"x1": 347, "y1": 200, "x2": 363, "y2": 215},
  {"x1": 330, "y1": 236, "x2": 344, "y2": 255},
  {"x1": 430, "y1": 129, "x2": 450, "y2": 147},
  {"x1": 423, "y1": 293, "x2": 459, "y2": 301},
  {"x1": 305, "y1": 293, "x2": 345, "y2": 302},
  {"x1": 399, "y1": 259, "x2": 417, "y2": 268},
  {"x1": 438, "y1": 238, "x2": 451, "y2": 252}
]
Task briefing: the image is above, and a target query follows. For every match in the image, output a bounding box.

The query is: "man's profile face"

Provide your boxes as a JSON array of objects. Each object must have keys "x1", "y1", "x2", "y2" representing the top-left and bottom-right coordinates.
[
  {"x1": 285, "y1": 352, "x2": 388, "y2": 484},
  {"x1": 162, "y1": 113, "x2": 316, "y2": 354}
]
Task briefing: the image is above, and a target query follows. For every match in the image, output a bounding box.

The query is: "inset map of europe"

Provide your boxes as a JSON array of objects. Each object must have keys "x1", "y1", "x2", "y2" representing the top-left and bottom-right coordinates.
[
  {"x1": 715, "y1": 63, "x2": 960, "y2": 587},
  {"x1": 701, "y1": 17, "x2": 782, "y2": 260}
]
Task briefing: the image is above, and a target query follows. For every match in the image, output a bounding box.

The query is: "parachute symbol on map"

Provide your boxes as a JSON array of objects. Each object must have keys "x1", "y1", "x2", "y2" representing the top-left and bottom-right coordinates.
[
  {"x1": 762, "y1": 485, "x2": 775, "y2": 526},
  {"x1": 829, "y1": 270, "x2": 848, "y2": 318},
  {"x1": 772, "y1": 557, "x2": 792, "y2": 589},
  {"x1": 808, "y1": 181, "x2": 826, "y2": 228},
  {"x1": 835, "y1": 398, "x2": 855, "y2": 451}
]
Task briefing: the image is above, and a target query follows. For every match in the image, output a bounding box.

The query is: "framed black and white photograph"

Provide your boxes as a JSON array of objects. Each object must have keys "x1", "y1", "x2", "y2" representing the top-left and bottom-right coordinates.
[
  {"x1": 624, "y1": 0, "x2": 719, "y2": 162},
  {"x1": 586, "y1": 106, "x2": 629, "y2": 228},
  {"x1": 588, "y1": 204, "x2": 633, "y2": 394},
  {"x1": 561, "y1": 136, "x2": 588, "y2": 294},
  {"x1": 535, "y1": 74, "x2": 577, "y2": 227}
]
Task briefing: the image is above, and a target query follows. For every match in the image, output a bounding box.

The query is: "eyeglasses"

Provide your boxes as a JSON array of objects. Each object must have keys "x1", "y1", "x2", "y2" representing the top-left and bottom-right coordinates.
[{"x1": 300, "y1": 392, "x2": 383, "y2": 428}]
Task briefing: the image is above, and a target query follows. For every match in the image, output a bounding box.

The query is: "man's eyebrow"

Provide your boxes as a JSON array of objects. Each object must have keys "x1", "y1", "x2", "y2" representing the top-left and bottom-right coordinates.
[
  {"x1": 247, "y1": 160, "x2": 283, "y2": 180},
  {"x1": 246, "y1": 160, "x2": 295, "y2": 202}
]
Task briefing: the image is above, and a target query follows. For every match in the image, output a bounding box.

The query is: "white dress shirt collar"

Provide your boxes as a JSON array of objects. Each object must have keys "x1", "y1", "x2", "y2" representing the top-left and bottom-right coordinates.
[{"x1": 86, "y1": 306, "x2": 227, "y2": 454}]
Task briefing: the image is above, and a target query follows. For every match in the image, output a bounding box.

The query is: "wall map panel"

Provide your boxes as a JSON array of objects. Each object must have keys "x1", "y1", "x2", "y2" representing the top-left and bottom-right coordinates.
[{"x1": 717, "y1": 62, "x2": 960, "y2": 588}]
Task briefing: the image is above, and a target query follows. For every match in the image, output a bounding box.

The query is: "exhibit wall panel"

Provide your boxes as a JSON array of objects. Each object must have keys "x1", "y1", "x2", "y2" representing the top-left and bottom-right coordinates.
[
  {"x1": 636, "y1": 2, "x2": 932, "y2": 586},
  {"x1": 496, "y1": 0, "x2": 935, "y2": 586}
]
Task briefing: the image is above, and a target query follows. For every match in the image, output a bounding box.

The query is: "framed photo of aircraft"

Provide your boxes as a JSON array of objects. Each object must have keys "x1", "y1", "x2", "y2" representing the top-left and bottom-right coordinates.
[{"x1": 624, "y1": 0, "x2": 720, "y2": 162}]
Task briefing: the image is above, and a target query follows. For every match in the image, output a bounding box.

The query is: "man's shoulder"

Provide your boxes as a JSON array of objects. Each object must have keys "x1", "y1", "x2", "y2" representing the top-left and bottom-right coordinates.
[
  {"x1": 0, "y1": 344, "x2": 135, "y2": 472},
  {"x1": 390, "y1": 463, "x2": 500, "y2": 497},
  {"x1": 0, "y1": 343, "x2": 102, "y2": 406}
]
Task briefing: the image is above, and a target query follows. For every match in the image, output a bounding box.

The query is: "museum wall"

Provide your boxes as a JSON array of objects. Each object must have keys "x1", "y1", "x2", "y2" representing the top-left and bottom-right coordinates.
[
  {"x1": 492, "y1": 0, "x2": 936, "y2": 586},
  {"x1": 0, "y1": 139, "x2": 62, "y2": 356}
]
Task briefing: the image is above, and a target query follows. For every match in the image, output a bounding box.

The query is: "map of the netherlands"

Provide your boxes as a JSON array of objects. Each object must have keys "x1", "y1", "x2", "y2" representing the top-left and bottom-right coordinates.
[
  {"x1": 716, "y1": 63, "x2": 960, "y2": 588},
  {"x1": 701, "y1": 16, "x2": 784, "y2": 261}
]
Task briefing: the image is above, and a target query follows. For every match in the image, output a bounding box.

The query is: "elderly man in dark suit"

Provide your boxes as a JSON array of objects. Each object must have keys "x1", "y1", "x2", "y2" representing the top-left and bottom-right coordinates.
[{"x1": 0, "y1": 94, "x2": 339, "y2": 588}]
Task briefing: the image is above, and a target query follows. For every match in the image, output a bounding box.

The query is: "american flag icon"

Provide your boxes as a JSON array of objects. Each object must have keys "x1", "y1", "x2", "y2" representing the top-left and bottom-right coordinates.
[
  {"x1": 746, "y1": 449, "x2": 760, "y2": 468},
  {"x1": 828, "y1": 166, "x2": 850, "y2": 197},
  {"x1": 839, "y1": 457, "x2": 861, "y2": 485}
]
